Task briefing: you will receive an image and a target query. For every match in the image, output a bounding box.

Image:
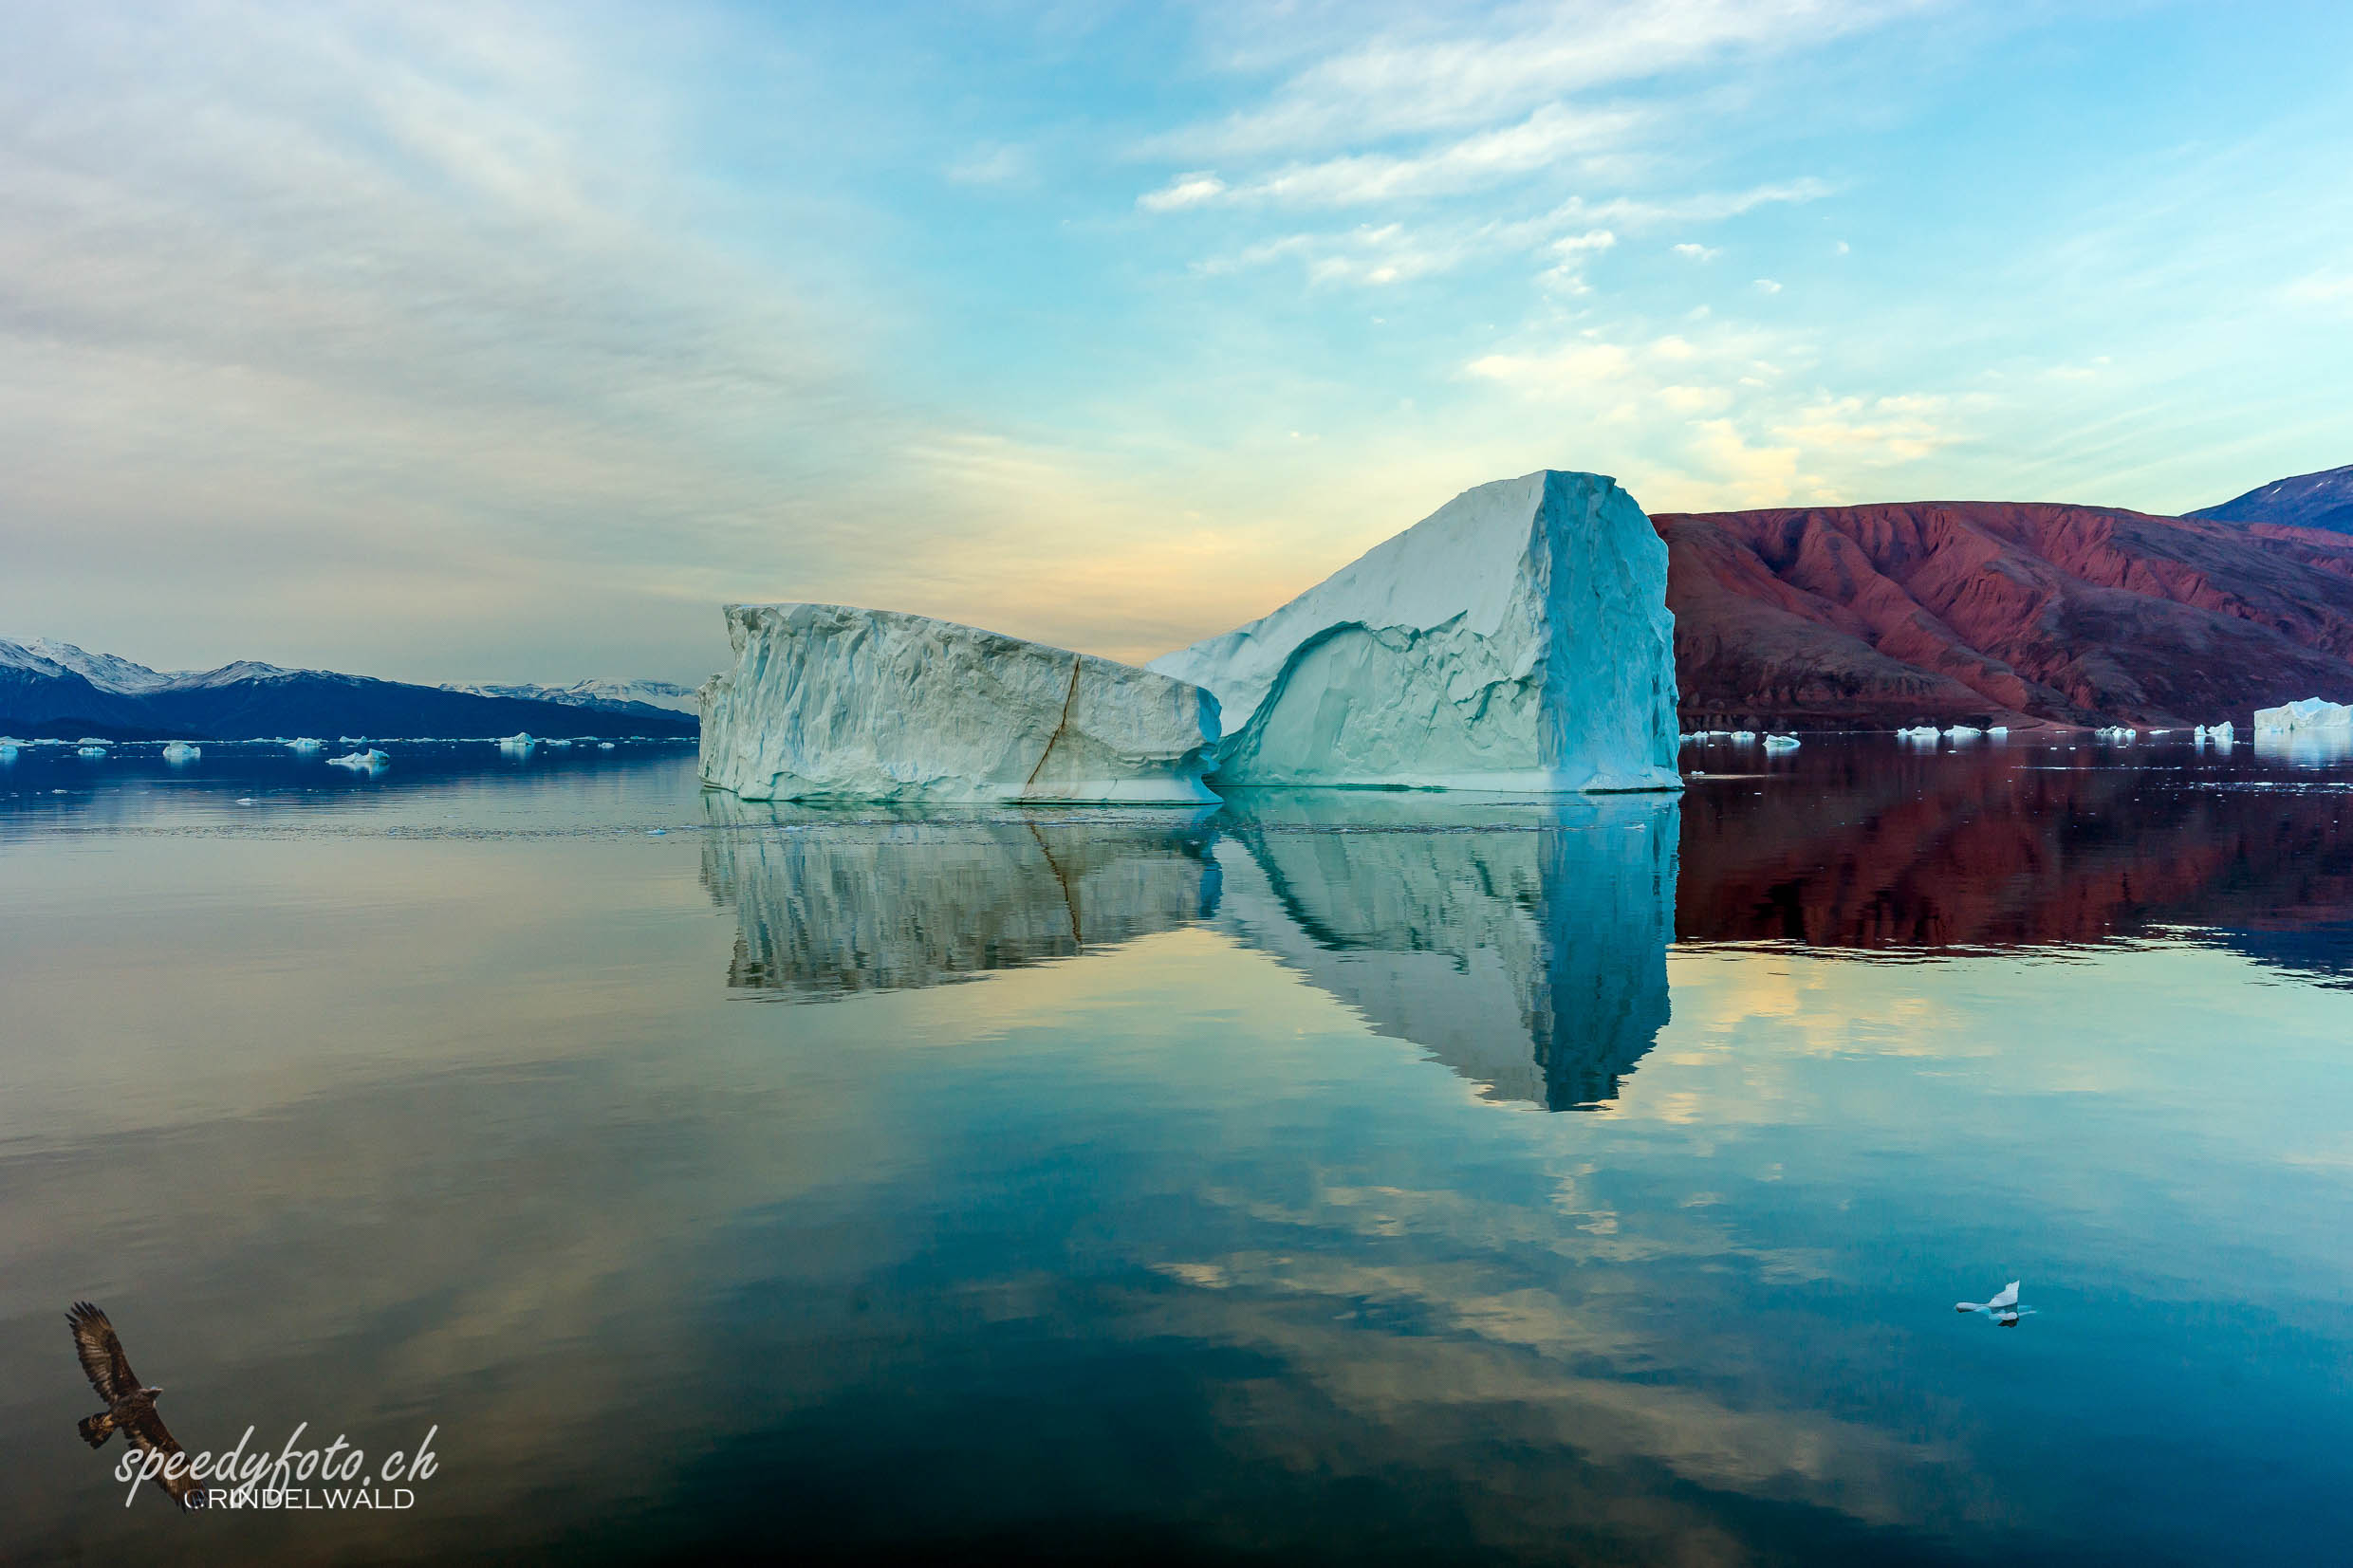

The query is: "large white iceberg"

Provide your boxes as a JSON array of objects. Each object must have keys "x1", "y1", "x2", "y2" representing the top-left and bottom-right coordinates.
[
  {"x1": 2253, "y1": 697, "x2": 2352, "y2": 732},
  {"x1": 1147, "y1": 470, "x2": 1681, "y2": 792},
  {"x1": 698, "y1": 603, "x2": 1220, "y2": 804}
]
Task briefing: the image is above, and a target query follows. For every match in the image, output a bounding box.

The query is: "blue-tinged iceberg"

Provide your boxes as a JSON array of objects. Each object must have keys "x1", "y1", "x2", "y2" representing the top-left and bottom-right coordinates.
[
  {"x1": 2252, "y1": 697, "x2": 2352, "y2": 733},
  {"x1": 1147, "y1": 470, "x2": 1681, "y2": 791},
  {"x1": 698, "y1": 604, "x2": 1221, "y2": 804}
]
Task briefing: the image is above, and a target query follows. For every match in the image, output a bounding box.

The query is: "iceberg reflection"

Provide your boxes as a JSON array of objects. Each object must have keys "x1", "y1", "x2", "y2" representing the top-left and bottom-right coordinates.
[
  {"x1": 2252, "y1": 728, "x2": 2353, "y2": 767},
  {"x1": 700, "y1": 795, "x2": 1222, "y2": 998},
  {"x1": 1211, "y1": 792, "x2": 1677, "y2": 1110},
  {"x1": 701, "y1": 788, "x2": 1681, "y2": 1110}
]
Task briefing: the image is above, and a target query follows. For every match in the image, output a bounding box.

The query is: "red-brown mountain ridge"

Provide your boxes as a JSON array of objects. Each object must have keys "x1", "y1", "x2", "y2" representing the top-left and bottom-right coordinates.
[{"x1": 1652, "y1": 501, "x2": 2353, "y2": 729}]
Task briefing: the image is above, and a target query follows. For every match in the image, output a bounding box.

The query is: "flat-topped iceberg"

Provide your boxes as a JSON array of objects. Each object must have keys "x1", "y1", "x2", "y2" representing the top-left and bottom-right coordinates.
[
  {"x1": 2253, "y1": 697, "x2": 2351, "y2": 732},
  {"x1": 1148, "y1": 470, "x2": 1680, "y2": 792},
  {"x1": 699, "y1": 603, "x2": 1220, "y2": 804}
]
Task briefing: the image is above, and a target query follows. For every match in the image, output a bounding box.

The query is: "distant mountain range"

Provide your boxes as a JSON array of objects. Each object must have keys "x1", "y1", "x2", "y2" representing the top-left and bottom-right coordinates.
[
  {"x1": 442, "y1": 678, "x2": 699, "y2": 714},
  {"x1": 2187, "y1": 462, "x2": 2353, "y2": 536},
  {"x1": 1661, "y1": 463, "x2": 2353, "y2": 728},
  {"x1": 0, "y1": 637, "x2": 698, "y2": 741},
  {"x1": 1658, "y1": 497, "x2": 2353, "y2": 729}
]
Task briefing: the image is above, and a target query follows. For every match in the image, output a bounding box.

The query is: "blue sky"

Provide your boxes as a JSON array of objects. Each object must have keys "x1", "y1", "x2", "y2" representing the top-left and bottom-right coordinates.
[{"x1": 2, "y1": 0, "x2": 2348, "y2": 683}]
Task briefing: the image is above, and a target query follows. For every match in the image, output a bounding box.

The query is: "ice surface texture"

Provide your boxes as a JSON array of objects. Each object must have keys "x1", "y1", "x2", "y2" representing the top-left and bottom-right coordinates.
[
  {"x1": 2253, "y1": 697, "x2": 2352, "y2": 732},
  {"x1": 699, "y1": 603, "x2": 1221, "y2": 804},
  {"x1": 1148, "y1": 470, "x2": 1681, "y2": 792}
]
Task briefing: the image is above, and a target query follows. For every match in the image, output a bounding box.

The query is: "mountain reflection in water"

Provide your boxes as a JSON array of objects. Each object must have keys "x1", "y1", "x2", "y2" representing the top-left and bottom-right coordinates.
[
  {"x1": 1678, "y1": 742, "x2": 2353, "y2": 984},
  {"x1": 704, "y1": 743, "x2": 2353, "y2": 1113}
]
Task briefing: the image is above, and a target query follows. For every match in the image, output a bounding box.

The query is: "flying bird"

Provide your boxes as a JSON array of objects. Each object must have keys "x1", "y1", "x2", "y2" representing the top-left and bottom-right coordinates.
[{"x1": 67, "y1": 1301, "x2": 204, "y2": 1509}]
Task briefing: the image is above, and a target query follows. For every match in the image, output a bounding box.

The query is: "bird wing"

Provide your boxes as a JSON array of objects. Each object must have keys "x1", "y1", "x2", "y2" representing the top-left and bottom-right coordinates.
[
  {"x1": 121, "y1": 1405, "x2": 204, "y2": 1509},
  {"x1": 1988, "y1": 1282, "x2": 2020, "y2": 1310},
  {"x1": 66, "y1": 1301, "x2": 139, "y2": 1403}
]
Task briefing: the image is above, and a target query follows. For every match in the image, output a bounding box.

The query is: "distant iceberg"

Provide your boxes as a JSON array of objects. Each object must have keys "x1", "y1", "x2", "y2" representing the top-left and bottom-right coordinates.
[
  {"x1": 2253, "y1": 697, "x2": 2351, "y2": 733},
  {"x1": 1898, "y1": 726, "x2": 1940, "y2": 741},
  {"x1": 327, "y1": 748, "x2": 389, "y2": 769},
  {"x1": 75, "y1": 745, "x2": 107, "y2": 757},
  {"x1": 1148, "y1": 470, "x2": 1680, "y2": 792},
  {"x1": 1763, "y1": 733, "x2": 1800, "y2": 750},
  {"x1": 700, "y1": 603, "x2": 1220, "y2": 804},
  {"x1": 161, "y1": 742, "x2": 201, "y2": 761},
  {"x1": 287, "y1": 737, "x2": 324, "y2": 752}
]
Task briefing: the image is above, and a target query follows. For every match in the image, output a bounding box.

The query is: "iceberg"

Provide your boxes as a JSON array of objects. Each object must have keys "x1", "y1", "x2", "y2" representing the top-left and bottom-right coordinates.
[
  {"x1": 287, "y1": 737, "x2": 324, "y2": 752},
  {"x1": 327, "y1": 747, "x2": 389, "y2": 769},
  {"x1": 699, "y1": 603, "x2": 1220, "y2": 804},
  {"x1": 1943, "y1": 725, "x2": 1983, "y2": 739},
  {"x1": 1728, "y1": 729, "x2": 1757, "y2": 743},
  {"x1": 1147, "y1": 470, "x2": 1680, "y2": 792},
  {"x1": 2194, "y1": 721, "x2": 2234, "y2": 743},
  {"x1": 1898, "y1": 726, "x2": 1940, "y2": 741},
  {"x1": 498, "y1": 732, "x2": 537, "y2": 754},
  {"x1": 75, "y1": 745, "x2": 107, "y2": 757},
  {"x1": 1763, "y1": 733, "x2": 1800, "y2": 750},
  {"x1": 2253, "y1": 697, "x2": 2352, "y2": 733},
  {"x1": 161, "y1": 742, "x2": 201, "y2": 761}
]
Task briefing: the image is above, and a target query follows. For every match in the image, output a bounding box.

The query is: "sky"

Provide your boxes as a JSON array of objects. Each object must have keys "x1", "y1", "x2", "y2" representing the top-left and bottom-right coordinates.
[{"x1": 1, "y1": 0, "x2": 2348, "y2": 685}]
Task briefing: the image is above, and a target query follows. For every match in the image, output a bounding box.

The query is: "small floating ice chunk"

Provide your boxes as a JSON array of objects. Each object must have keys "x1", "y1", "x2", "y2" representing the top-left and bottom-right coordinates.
[
  {"x1": 1763, "y1": 733, "x2": 1800, "y2": 750},
  {"x1": 1898, "y1": 726, "x2": 1940, "y2": 741},
  {"x1": 1955, "y1": 1280, "x2": 2021, "y2": 1315},
  {"x1": 161, "y1": 742, "x2": 201, "y2": 761},
  {"x1": 497, "y1": 731, "x2": 536, "y2": 753},
  {"x1": 327, "y1": 748, "x2": 389, "y2": 769},
  {"x1": 287, "y1": 737, "x2": 324, "y2": 752},
  {"x1": 1987, "y1": 725, "x2": 2009, "y2": 737},
  {"x1": 1942, "y1": 725, "x2": 1983, "y2": 739},
  {"x1": 76, "y1": 745, "x2": 108, "y2": 757},
  {"x1": 235, "y1": 797, "x2": 257, "y2": 805},
  {"x1": 598, "y1": 742, "x2": 616, "y2": 750},
  {"x1": 1728, "y1": 729, "x2": 1757, "y2": 743}
]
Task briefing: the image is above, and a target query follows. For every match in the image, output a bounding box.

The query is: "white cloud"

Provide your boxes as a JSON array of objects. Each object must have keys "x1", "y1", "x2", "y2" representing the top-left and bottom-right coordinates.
[
  {"x1": 1673, "y1": 243, "x2": 1722, "y2": 261},
  {"x1": 1138, "y1": 171, "x2": 1230, "y2": 211},
  {"x1": 1752, "y1": 277, "x2": 1783, "y2": 294},
  {"x1": 1139, "y1": 102, "x2": 1643, "y2": 211},
  {"x1": 1149, "y1": 0, "x2": 1929, "y2": 160},
  {"x1": 1770, "y1": 395, "x2": 1960, "y2": 462}
]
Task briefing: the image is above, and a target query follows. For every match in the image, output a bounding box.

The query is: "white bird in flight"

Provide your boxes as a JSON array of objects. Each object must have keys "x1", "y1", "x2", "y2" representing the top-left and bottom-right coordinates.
[{"x1": 1955, "y1": 1281, "x2": 2025, "y2": 1324}]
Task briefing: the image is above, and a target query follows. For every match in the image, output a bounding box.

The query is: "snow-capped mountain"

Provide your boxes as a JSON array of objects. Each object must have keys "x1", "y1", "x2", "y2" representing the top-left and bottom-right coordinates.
[
  {"x1": 443, "y1": 678, "x2": 699, "y2": 715},
  {"x1": 14, "y1": 636, "x2": 187, "y2": 693},
  {"x1": 2190, "y1": 463, "x2": 2353, "y2": 535},
  {"x1": 0, "y1": 636, "x2": 697, "y2": 740}
]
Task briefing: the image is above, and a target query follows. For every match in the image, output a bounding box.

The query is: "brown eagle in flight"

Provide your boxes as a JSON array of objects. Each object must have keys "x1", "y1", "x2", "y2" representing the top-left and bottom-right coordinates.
[{"x1": 68, "y1": 1301, "x2": 204, "y2": 1510}]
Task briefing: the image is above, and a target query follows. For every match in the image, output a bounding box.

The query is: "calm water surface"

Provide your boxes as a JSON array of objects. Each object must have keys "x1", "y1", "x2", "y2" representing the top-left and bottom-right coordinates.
[{"x1": 2, "y1": 734, "x2": 2349, "y2": 1564}]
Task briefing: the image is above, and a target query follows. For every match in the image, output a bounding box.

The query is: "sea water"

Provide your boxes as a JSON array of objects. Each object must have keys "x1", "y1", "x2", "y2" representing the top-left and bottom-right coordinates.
[{"x1": 1, "y1": 735, "x2": 2348, "y2": 1563}]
